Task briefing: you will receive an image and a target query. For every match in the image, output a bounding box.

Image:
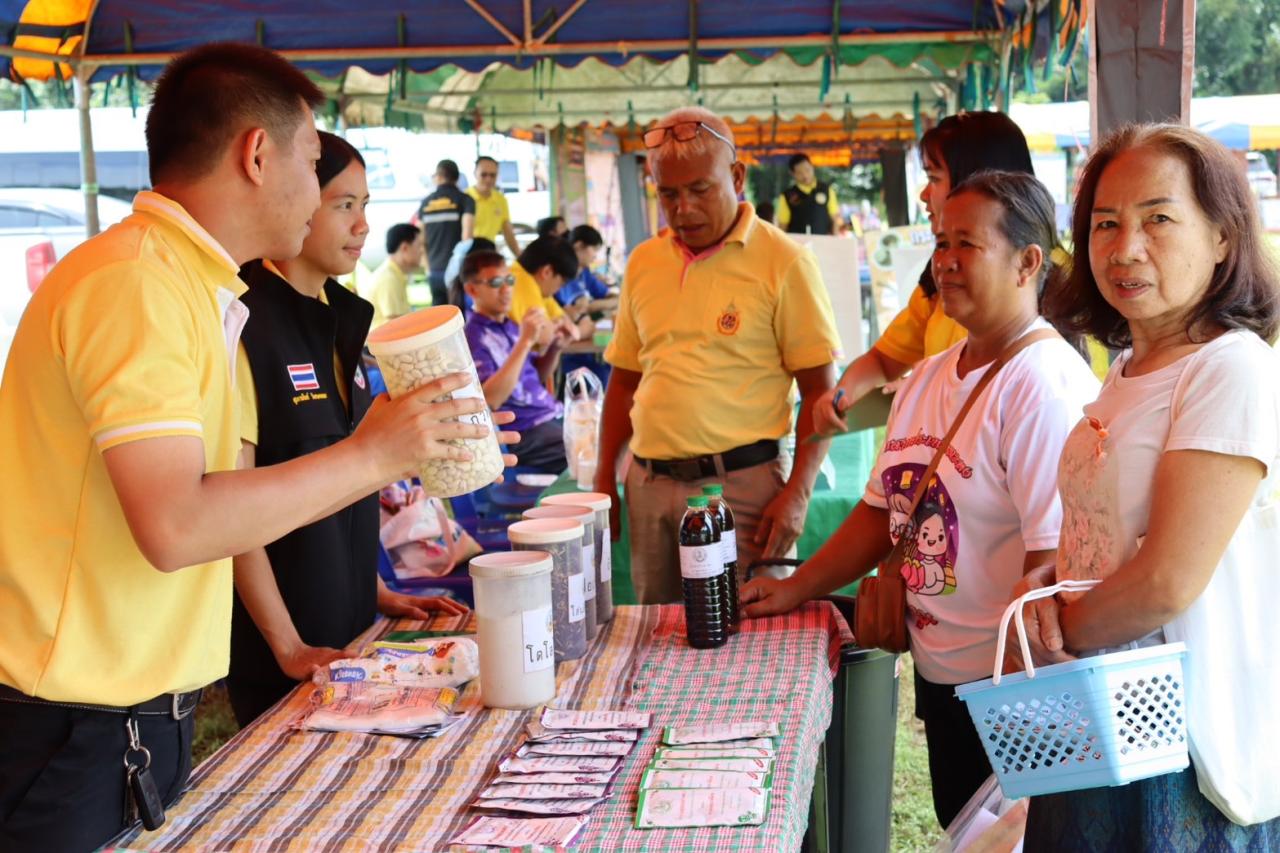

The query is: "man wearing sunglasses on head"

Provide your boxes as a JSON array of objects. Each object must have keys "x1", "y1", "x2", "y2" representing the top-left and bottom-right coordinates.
[
  {"x1": 595, "y1": 106, "x2": 841, "y2": 605},
  {"x1": 463, "y1": 250, "x2": 569, "y2": 473}
]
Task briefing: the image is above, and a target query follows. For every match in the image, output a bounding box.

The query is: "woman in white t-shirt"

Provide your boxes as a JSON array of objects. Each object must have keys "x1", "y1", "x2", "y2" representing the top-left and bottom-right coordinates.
[
  {"x1": 1016, "y1": 127, "x2": 1280, "y2": 848},
  {"x1": 741, "y1": 171, "x2": 1100, "y2": 826}
]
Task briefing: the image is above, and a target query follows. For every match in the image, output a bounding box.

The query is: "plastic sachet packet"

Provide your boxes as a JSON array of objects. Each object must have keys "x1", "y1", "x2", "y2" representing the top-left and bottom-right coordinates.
[{"x1": 321, "y1": 638, "x2": 480, "y2": 689}]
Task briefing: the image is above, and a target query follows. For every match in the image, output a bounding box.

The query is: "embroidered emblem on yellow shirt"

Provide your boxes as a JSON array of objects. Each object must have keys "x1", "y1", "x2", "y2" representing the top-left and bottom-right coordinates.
[{"x1": 717, "y1": 301, "x2": 741, "y2": 336}]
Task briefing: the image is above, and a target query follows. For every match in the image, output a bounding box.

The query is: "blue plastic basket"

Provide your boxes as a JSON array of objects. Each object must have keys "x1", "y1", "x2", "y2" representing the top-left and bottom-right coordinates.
[{"x1": 955, "y1": 580, "x2": 1190, "y2": 799}]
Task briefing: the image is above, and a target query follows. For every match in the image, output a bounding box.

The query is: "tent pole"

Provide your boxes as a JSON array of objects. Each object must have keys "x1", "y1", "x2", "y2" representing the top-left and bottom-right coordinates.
[{"x1": 74, "y1": 72, "x2": 101, "y2": 238}]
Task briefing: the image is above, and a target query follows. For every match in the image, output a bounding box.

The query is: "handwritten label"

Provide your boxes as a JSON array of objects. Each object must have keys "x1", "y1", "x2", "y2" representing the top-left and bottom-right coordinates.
[{"x1": 522, "y1": 605, "x2": 554, "y2": 674}]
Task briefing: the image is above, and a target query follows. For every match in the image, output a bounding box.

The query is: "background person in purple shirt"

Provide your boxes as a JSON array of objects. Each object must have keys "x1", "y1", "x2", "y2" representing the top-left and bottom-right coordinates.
[{"x1": 463, "y1": 250, "x2": 569, "y2": 473}]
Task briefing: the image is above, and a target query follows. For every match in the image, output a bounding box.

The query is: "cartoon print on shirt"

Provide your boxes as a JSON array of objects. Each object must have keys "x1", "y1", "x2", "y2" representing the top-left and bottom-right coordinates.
[{"x1": 881, "y1": 463, "x2": 960, "y2": 598}]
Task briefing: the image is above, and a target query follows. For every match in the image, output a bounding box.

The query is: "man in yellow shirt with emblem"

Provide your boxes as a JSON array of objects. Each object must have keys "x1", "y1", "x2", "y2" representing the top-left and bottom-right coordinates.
[
  {"x1": 467, "y1": 155, "x2": 521, "y2": 257},
  {"x1": 0, "y1": 44, "x2": 510, "y2": 849},
  {"x1": 595, "y1": 107, "x2": 841, "y2": 604}
]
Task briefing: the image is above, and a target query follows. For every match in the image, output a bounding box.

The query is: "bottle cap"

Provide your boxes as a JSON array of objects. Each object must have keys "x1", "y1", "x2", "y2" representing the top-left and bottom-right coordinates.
[
  {"x1": 687, "y1": 496, "x2": 709, "y2": 508},
  {"x1": 701, "y1": 484, "x2": 724, "y2": 496}
]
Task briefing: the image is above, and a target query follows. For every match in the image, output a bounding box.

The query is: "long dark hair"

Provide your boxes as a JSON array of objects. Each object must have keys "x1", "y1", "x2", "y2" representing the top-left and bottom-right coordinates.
[
  {"x1": 918, "y1": 112, "x2": 1035, "y2": 296},
  {"x1": 1044, "y1": 123, "x2": 1280, "y2": 347},
  {"x1": 947, "y1": 170, "x2": 1085, "y2": 355}
]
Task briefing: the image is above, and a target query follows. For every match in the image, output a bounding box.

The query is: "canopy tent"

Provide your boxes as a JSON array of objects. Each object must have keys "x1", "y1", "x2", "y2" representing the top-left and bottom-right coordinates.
[{"x1": 1010, "y1": 95, "x2": 1280, "y2": 152}]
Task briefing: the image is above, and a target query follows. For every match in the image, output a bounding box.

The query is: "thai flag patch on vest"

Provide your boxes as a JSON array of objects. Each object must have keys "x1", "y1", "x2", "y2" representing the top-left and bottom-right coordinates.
[{"x1": 287, "y1": 363, "x2": 320, "y2": 391}]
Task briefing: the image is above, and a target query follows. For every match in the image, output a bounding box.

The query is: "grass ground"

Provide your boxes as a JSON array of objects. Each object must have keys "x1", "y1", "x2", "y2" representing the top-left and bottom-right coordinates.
[{"x1": 193, "y1": 655, "x2": 945, "y2": 851}]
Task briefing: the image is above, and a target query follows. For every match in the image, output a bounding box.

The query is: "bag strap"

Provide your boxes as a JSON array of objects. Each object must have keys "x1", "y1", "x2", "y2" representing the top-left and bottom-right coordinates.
[{"x1": 883, "y1": 327, "x2": 1061, "y2": 567}]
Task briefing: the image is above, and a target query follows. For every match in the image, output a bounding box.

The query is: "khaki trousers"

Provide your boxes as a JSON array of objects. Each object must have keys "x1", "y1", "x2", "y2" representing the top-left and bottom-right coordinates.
[{"x1": 625, "y1": 451, "x2": 796, "y2": 605}]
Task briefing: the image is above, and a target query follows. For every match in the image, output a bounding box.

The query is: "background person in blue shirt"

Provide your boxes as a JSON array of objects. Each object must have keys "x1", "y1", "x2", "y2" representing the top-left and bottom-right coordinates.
[
  {"x1": 463, "y1": 250, "x2": 568, "y2": 473},
  {"x1": 554, "y1": 225, "x2": 617, "y2": 312}
]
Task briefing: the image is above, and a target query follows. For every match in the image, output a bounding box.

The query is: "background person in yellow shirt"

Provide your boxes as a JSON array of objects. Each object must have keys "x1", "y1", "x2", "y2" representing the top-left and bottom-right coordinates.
[
  {"x1": 467, "y1": 155, "x2": 520, "y2": 257},
  {"x1": 775, "y1": 153, "x2": 842, "y2": 235},
  {"x1": 510, "y1": 235, "x2": 584, "y2": 343},
  {"x1": 362, "y1": 222, "x2": 422, "y2": 328},
  {"x1": 0, "y1": 44, "x2": 515, "y2": 850},
  {"x1": 811, "y1": 112, "x2": 1036, "y2": 437},
  {"x1": 595, "y1": 106, "x2": 841, "y2": 604}
]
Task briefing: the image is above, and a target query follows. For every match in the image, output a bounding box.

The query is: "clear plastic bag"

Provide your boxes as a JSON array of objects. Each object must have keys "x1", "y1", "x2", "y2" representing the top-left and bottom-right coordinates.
[
  {"x1": 562, "y1": 367, "x2": 603, "y2": 479},
  {"x1": 935, "y1": 775, "x2": 1027, "y2": 853}
]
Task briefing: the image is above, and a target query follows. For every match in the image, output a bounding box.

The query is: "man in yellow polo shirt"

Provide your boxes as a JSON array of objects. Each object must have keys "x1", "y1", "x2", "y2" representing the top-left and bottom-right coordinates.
[
  {"x1": 467, "y1": 155, "x2": 521, "y2": 257},
  {"x1": 595, "y1": 106, "x2": 841, "y2": 604},
  {"x1": 0, "y1": 44, "x2": 505, "y2": 850},
  {"x1": 509, "y1": 235, "x2": 583, "y2": 342}
]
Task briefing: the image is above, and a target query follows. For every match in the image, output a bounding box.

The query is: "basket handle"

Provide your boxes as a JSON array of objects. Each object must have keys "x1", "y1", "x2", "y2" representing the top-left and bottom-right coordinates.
[{"x1": 992, "y1": 579, "x2": 1100, "y2": 685}]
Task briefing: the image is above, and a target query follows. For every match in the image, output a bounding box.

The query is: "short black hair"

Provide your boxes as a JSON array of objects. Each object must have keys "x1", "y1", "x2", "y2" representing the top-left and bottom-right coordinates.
[
  {"x1": 146, "y1": 42, "x2": 324, "y2": 184},
  {"x1": 436, "y1": 159, "x2": 460, "y2": 183},
  {"x1": 788, "y1": 153, "x2": 812, "y2": 171},
  {"x1": 536, "y1": 216, "x2": 567, "y2": 239},
  {"x1": 462, "y1": 250, "x2": 507, "y2": 281},
  {"x1": 316, "y1": 132, "x2": 365, "y2": 189},
  {"x1": 518, "y1": 235, "x2": 579, "y2": 280},
  {"x1": 385, "y1": 223, "x2": 420, "y2": 255},
  {"x1": 919, "y1": 111, "x2": 1034, "y2": 188},
  {"x1": 570, "y1": 224, "x2": 603, "y2": 248},
  {"x1": 467, "y1": 237, "x2": 497, "y2": 255},
  {"x1": 475, "y1": 155, "x2": 498, "y2": 169}
]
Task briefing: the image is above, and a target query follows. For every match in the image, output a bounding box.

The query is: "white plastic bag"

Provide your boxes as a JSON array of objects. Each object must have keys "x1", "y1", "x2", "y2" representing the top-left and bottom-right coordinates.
[
  {"x1": 562, "y1": 367, "x2": 603, "y2": 479},
  {"x1": 935, "y1": 774, "x2": 1026, "y2": 853},
  {"x1": 378, "y1": 483, "x2": 480, "y2": 580},
  {"x1": 1162, "y1": 498, "x2": 1280, "y2": 825}
]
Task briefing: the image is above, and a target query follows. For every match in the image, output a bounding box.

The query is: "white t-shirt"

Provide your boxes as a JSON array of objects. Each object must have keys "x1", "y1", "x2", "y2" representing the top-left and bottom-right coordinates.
[
  {"x1": 864, "y1": 319, "x2": 1101, "y2": 684},
  {"x1": 1056, "y1": 331, "x2": 1280, "y2": 604}
]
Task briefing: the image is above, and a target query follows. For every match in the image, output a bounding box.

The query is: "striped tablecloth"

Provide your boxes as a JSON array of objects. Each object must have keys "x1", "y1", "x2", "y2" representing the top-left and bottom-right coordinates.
[{"x1": 116, "y1": 602, "x2": 847, "y2": 852}]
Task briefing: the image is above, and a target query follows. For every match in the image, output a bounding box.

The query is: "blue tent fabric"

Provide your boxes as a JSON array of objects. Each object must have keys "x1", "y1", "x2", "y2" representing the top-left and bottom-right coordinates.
[{"x1": 3, "y1": 0, "x2": 1044, "y2": 80}]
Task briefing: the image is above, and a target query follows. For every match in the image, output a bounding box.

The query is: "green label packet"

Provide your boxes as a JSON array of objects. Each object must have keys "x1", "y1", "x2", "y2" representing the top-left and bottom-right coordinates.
[
  {"x1": 381, "y1": 630, "x2": 473, "y2": 643},
  {"x1": 640, "y1": 767, "x2": 774, "y2": 790},
  {"x1": 635, "y1": 786, "x2": 771, "y2": 829},
  {"x1": 661, "y1": 722, "x2": 781, "y2": 745}
]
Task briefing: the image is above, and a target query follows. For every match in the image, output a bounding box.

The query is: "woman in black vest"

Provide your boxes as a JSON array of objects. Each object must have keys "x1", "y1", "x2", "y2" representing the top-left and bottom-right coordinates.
[{"x1": 228, "y1": 132, "x2": 467, "y2": 726}]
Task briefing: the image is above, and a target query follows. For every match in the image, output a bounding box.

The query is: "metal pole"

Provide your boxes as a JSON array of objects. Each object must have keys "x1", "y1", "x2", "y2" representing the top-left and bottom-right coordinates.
[{"x1": 74, "y1": 73, "x2": 101, "y2": 238}]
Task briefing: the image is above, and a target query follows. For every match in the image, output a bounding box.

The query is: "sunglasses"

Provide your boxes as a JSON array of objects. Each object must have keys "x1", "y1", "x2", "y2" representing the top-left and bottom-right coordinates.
[
  {"x1": 642, "y1": 120, "x2": 736, "y2": 154},
  {"x1": 471, "y1": 274, "x2": 516, "y2": 288}
]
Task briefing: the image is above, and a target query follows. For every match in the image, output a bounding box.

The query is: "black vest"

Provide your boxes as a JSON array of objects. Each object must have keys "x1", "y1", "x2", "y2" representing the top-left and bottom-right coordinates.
[
  {"x1": 783, "y1": 182, "x2": 834, "y2": 234},
  {"x1": 229, "y1": 261, "x2": 378, "y2": 691}
]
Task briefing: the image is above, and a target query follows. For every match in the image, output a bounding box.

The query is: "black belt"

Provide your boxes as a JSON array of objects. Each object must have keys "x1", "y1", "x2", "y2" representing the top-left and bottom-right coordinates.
[
  {"x1": 0, "y1": 683, "x2": 201, "y2": 720},
  {"x1": 634, "y1": 439, "x2": 779, "y2": 482}
]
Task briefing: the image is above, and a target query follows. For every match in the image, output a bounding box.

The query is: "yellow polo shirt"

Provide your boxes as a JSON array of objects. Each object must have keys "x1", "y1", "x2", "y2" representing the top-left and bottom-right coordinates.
[
  {"x1": 361, "y1": 257, "x2": 411, "y2": 330},
  {"x1": 467, "y1": 186, "x2": 511, "y2": 241},
  {"x1": 510, "y1": 261, "x2": 565, "y2": 322},
  {"x1": 606, "y1": 203, "x2": 841, "y2": 459},
  {"x1": 0, "y1": 191, "x2": 247, "y2": 705},
  {"x1": 873, "y1": 284, "x2": 967, "y2": 366}
]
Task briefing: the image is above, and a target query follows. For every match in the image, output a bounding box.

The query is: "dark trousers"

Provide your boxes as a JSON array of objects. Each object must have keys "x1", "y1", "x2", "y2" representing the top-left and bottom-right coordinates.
[
  {"x1": 226, "y1": 674, "x2": 294, "y2": 729},
  {"x1": 512, "y1": 417, "x2": 568, "y2": 474},
  {"x1": 915, "y1": 668, "x2": 994, "y2": 829},
  {"x1": 0, "y1": 695, "x2": 194, "y2": 852},
  {"x1": 428, "y1": 270, "x2": 448, "y2": 308}
]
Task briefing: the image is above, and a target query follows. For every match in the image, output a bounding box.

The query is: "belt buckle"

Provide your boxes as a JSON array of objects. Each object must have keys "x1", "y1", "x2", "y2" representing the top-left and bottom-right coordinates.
[
  {"x1": 171, "y1": 692, "x2": 196, "y2": 721},
  {"x1": 670, "y1": 459, "x2": 704, "y2": 481}
]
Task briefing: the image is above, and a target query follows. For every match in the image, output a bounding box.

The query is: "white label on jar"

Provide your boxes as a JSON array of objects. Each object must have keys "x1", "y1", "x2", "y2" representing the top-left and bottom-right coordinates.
[
  {"x1": 568, "y1": 573, "x2": 585, "y2": 622},
  {"x1": 581, "y1": 545, "x2": 596, "y2": 600},
  {"x1": 451, "y1": 371, "x2": 494, "y2": 427},
  {"x1": 522, "y1": 605, "x2": 555, "y2": 673},
  {"x1": 680, "y1": 545, "x2": 721, "y2": 579},
  {"x1": 722, "y1": 533, "x2": 738, "y2": 565},
  {"x1": 601, "y1": 529, "x2": 612, "y2": 584}
]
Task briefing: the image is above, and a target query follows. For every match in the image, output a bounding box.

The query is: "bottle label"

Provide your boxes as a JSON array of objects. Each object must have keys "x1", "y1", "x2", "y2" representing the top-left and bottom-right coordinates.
[
  {"x1": 680, "y1": 544, "x2": 722, "y2": 579},
  {"x1": 569, "y1": 573, "x2": 586, "y2": 622},
  {"x1": 722, "y1": 533, "x2": 738, "y2": 566},
  {"x1": 521, "y1": 605, "x2": 555, "y2": 673},
  {"x1": 601, "y1": 529, "x2": 612, "y2": 584},
  {"x1": 582, "y1": 544, "x2": 596, "y2": 600}
]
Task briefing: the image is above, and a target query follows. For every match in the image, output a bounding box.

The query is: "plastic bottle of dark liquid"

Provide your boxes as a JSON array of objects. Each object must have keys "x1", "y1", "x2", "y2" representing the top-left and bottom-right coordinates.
[
  {"x1": 679, "y1": 496, "x2": 727, "y2": 649},
  {"x1": 703, "y1": 484, "x2": 741, "y2": 635}
]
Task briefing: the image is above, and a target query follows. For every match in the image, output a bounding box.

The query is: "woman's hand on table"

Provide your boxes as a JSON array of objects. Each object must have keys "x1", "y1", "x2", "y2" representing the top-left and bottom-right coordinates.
[
  {"x1": 274, "y1": 643, "x2": 348, "y2": 682},
  {"x1": 377, "y1": 586, "x2": 470, "y2": 620},
  {"x1": 740, "y1": 575, "x2": 808, "y2": 618},
  {"x1": 1003, "y1": 564, "x2": 1076, "y2": 673}
]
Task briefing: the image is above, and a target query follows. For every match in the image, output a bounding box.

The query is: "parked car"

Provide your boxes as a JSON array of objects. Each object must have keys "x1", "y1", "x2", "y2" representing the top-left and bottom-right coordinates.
[
  {"x1": 1246, "y1": 152, "x2": 1277, "y2": 198},
  {"x1": 0, "y1": 188, "x2": 134, "y2": 372}
]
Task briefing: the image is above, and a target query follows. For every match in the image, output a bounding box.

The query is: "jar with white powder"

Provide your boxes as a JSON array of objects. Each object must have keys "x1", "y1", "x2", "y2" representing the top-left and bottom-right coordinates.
[{"x1": 469, "y1": 551, "x2": 556, "y2": 709}]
